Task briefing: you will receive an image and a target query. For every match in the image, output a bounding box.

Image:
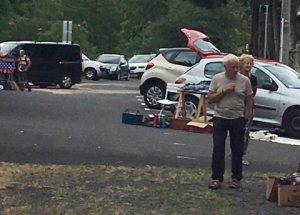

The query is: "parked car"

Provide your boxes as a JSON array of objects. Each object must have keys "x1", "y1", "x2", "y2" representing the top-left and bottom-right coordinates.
[
  {"x1": 128, "y1": 54, "x2": 156, "y2": 78},
  {"x1": 171, "y1": 56, "x2": 300, "y2": 138},
  {"x1": 139, "y1": 28, "x2": 221, "y2": 109},
  {"x1": 96, "y1": 54, "x2": 130, "y2": 80},
  {"x1": 82, "y1": 53, "x2": 104, "y2": 80},
  {"x1": 0, "y1": 41, "x2": 82, "y2": 89}
]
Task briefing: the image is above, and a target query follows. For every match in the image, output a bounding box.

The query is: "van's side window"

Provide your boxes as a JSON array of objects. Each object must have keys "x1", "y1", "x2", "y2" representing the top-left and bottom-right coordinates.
[
  {"x1": 58, "y1": 45, "x2": 80, "y2": 61},
  {"x1": 35, "y1": 45, "x2": 57, "y2": 59}
]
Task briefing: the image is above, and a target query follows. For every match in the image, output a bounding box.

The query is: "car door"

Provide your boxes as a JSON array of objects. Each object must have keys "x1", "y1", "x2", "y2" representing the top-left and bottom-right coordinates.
[
  {"x1": 251, "y1": 67, "x2": 281, "y2": 121},
  {"x1": 168, "y1": 50, "x2": 200, "y2": 77}
]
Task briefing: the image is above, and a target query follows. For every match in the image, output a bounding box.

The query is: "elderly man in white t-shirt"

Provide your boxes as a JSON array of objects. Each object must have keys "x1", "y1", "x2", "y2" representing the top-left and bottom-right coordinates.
[{"x1": 207, "y1": 54, "x2": 253, "y2": 190}]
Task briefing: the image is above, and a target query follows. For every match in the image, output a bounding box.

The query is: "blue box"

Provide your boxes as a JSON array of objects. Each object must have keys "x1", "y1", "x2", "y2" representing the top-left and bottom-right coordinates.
[{"x1": 122, "y1": 109, "x2": 143, "y2": 125}]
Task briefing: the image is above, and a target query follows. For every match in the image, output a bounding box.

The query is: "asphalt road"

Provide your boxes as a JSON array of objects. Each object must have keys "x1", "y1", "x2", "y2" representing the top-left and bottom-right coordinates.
[{"x1": 0, "y1": 79, "x2": 299, "y2": 174}]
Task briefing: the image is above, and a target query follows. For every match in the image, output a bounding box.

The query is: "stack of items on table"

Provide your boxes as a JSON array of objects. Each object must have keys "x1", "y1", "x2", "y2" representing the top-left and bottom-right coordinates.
[
  {"x1": 0, "y1": 56, "x2": 17, "y2": 90},
  {"x1": 179, "y1": 80, "x2": 211, "y2": 93},
  {"x1": 266, "y1": 162, "x2": 300, "y2": 207}
]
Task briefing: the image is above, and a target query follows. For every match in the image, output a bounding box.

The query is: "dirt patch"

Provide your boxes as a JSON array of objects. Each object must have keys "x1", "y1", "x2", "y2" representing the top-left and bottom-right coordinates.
[{"x1": 0, "y1": 162, "x2": 299, "y2": 215}]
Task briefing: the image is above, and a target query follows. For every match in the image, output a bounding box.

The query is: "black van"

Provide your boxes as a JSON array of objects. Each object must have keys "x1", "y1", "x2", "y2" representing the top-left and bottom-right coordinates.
[{"x1": 0, "y1": 41, "x2": 82, "y2": 89}]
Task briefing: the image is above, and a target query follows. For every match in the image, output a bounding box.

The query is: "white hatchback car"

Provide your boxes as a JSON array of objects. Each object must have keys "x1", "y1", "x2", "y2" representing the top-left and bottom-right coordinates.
[
  {"x1": 82, "y1": 54, "x2": 104, "y2": 80},
  {"x1": 139, "y1": 28, "x2": 221, "y2": 109},
  {"x1": 172, "y1": 57, "x2": 300, "y2": 138},
  {"x1": 128, "y1": 54, "x2": 156, "y2": 78}
]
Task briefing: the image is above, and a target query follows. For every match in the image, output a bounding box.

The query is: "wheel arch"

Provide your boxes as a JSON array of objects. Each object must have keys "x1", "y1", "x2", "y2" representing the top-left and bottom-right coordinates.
[
  {"x1": 141, "y1": 78, "x2": 167, "y2": 95},
  {"x1": 84, "y1": 67, "x2": 97, "y2": 72}
]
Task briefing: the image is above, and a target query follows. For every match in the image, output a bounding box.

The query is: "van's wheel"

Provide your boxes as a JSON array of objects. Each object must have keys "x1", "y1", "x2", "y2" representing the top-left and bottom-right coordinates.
[
  {"x1": 283, "y1": 109, "x2": 300, "y2": 138},
  {"x1": 143, "y1": 82, "x2": 166, "y2": 109},
  {"x1": 59, "y1": 75, "x2": 73, "y2": 89}
]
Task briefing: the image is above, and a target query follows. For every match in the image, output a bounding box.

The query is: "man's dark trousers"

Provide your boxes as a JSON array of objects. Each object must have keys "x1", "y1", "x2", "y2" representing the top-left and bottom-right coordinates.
[{"x1": 212, "y1": 117, "x2": 246, "y2": 182}]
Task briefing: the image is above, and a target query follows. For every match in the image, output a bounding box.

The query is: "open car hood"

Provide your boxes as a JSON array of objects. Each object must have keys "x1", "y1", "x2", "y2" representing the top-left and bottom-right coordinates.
[{"x1": 181, "y1": 28, "x2": 221, "y2": 57}]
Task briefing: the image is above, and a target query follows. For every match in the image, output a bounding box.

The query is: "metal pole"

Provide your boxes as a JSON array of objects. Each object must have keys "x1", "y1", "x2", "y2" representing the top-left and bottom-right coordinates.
[
  {"x1": 264, "y1": 5, "x2": 269, "y2": 58},
  {"x1": 279, "y1": 18, "x2": 284, "y2": 62},
  {"x1": 281, "y1": 0, "x2": 291, "y2": 65}
]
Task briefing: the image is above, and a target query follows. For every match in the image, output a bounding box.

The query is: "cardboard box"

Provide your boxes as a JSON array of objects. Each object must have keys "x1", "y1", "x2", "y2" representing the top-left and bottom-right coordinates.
[
  {"x1": 169, "y1": 117, "x2": 191, "y2": 131},
  {"x1": 278, "y1": 184, "x2": 300, "y2": 207},
  {"x1": 266, "y1": 176, "x2": 280, "y2": 202}
]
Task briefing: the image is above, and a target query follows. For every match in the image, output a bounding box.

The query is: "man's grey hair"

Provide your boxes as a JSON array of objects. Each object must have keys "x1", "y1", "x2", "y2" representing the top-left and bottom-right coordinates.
[{"x1": 223, "y1": 54, "x2": 239, "y2": 65}]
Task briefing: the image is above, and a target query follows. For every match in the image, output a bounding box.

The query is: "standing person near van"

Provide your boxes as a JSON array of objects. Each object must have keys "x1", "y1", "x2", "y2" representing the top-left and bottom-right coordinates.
[
  {"x1": 239, "y1": 54, "x2": 257, "y2": 166},
  {"x1": 207, "y1": 54, "x2": 253, "y2": 190},
  {"x1": 18, "y1": 50, "x2": 31, "y2": 92}
]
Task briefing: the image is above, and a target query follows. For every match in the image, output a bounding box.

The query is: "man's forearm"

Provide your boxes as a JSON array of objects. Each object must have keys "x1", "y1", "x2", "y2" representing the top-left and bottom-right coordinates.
[{"x1": 207, "y1": 90, "x2": 225, "y2": 104}]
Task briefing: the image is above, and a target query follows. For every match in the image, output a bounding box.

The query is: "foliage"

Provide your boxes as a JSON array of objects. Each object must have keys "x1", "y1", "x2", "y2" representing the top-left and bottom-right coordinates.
[{"x1": 0, "y1": 0, "x2": 253, "y2": 59}]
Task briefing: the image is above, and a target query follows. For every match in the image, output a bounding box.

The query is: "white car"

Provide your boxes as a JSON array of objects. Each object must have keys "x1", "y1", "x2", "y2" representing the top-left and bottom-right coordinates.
[
  {"x1": 82, "y1": 54, "x2": 104, "y2": 80},
  {"x1": 139, "y1": 28, "x2": 221, "y2": 109},
  {"x1": 171, "y1": 56, "x2": 300, "y2": 138},
  {"x1": 128, "y1": 54, "x2": 156, "y2": 78}
]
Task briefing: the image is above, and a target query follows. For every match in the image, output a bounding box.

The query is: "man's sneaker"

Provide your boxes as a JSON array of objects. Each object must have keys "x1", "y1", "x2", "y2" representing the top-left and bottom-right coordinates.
[{"x1": 229, "y1": 179, "x2": 241, "y2": 189}]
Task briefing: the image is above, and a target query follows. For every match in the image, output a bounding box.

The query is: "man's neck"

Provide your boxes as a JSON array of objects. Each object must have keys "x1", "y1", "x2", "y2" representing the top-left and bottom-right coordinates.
[{"x1": 225, "y1": 72, "x2": 236, "y2": 80}]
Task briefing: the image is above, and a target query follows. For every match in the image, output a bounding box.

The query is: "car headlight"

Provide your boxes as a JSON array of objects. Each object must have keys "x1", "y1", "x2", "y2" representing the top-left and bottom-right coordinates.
[{"x1": 110, "y1": 66, "x2": 117, "y2": 71}]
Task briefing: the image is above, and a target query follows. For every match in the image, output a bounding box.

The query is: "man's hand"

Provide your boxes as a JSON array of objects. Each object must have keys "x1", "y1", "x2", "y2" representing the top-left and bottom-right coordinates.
[{"x1": 223, "y1": 83, "x2": 235, "y2": 93}]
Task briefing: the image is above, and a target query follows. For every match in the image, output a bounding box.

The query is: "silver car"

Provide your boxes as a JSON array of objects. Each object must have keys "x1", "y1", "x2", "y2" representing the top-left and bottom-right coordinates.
[{"x1": 172, "y1": 57, "x2": 300, "y2": 138}]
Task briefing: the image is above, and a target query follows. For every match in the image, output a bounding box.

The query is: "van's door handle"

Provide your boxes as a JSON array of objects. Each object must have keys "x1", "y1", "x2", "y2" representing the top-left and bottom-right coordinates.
[{"x1": 166, "y1": 67, "x2": 174, "y2": 71}]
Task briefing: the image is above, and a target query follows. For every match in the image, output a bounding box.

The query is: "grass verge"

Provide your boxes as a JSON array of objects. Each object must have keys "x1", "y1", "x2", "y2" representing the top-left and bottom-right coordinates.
[{"x1": 0, "y1": 162, "x2": 297, "y2": 215}]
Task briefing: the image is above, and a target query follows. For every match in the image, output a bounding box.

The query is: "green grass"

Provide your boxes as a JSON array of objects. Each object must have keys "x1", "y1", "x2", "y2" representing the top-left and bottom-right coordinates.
[{"x1": 0, "y1": 162, "x2": 283, "y2": 215}]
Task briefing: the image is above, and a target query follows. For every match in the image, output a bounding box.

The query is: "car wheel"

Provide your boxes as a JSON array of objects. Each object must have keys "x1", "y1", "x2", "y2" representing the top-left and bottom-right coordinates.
[
  {"x1": 184, "y1": 95, "x2": 199, "y2": 118},
  {"x1": 172, "y1": 95, "x2": 198, "y2": 118},
  {"x1": 144, "y1": 82, "x2": 166, "y2": 109},
  {"x1": 125, "y1": 72, "x2": 130, "y2": 81},
  {"x1": 284, "y1": 109, "x2": 300, "y2": 138},
  {"x1": 85, "y1": 68, "x2": 98, "y2": 80},
  {"x1": 59, "y1": 75, "x2": 73, "y2": 89},
  {"x1": 117, "y1": 72, "x2": 121, "y2": 81}
]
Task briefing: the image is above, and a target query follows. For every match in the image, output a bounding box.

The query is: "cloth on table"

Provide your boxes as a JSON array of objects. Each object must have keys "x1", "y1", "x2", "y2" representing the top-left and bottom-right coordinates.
[{"x1": 179, "y1": 80, "x2": 211, "y2": 93}]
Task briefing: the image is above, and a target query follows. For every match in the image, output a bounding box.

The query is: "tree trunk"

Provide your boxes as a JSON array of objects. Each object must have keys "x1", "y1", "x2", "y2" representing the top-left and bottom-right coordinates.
[
  {"x1": 290, "y1": 2, "x2": 300, "y2": 50},
  {"x1": 250, "y1": 0, "x2": 260, "y2": 56},
  {"x1": 258, "y1": 0, "x2": 268, "y2": 57},
  {"x1": 272, "y1": 0, "x2": 280, "y2": 59}
]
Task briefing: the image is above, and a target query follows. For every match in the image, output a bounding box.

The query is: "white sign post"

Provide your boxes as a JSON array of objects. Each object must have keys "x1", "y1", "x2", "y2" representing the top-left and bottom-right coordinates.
[{"x1": 62, "y1": 21, "x2": 72, "y2": 43}]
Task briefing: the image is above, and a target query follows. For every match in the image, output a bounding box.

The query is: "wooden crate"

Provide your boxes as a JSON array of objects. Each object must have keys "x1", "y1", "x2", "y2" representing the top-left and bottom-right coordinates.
[{"x1": 169, "y1": 117, "x2": 191, "y2": 131}]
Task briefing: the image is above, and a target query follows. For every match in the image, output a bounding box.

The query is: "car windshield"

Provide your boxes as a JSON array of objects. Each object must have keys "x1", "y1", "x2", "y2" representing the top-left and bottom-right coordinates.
[
  {"x1": 193, "y1": 39, "x2": 220, "y2": 54},
  {"x1": 129, "y1": 55, "x2": 152, "y2": 63},
  {"x1": 82, "y1": 54, "x2": 89, "y2": 61},
  {"x1": 96, "y1": 55, "x2": 120, "y2": 64},
  {"x1": 0, "y1": 42, "x2": 18, "y2": 55},
  {"x1": 263, "y1": 64, "x2": 300, "y2": 88}
]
